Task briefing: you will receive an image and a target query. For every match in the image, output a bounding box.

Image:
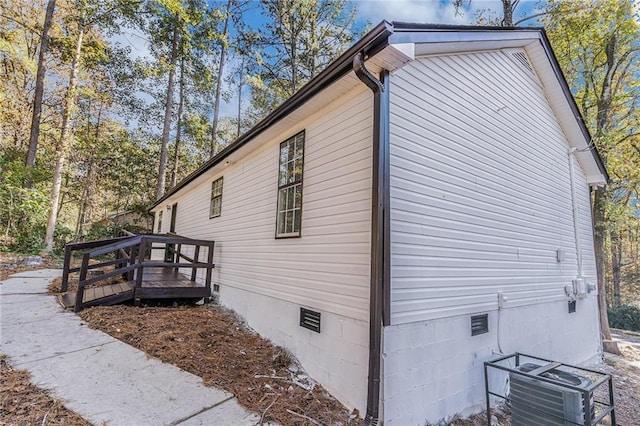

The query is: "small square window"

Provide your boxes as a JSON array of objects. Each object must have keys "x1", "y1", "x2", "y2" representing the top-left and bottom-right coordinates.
[{"x1": 210, "y1": 177, "x2": 223, "y2": 218}]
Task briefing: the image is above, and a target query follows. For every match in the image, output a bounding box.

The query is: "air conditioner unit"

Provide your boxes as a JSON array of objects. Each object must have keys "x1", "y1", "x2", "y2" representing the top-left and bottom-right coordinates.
[{"x1": 509, "y1": 363, "x2": 595, "y2": 426}]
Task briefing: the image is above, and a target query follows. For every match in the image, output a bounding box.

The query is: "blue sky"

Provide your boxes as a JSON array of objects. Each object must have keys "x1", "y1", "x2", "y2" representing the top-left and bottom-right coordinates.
[{"x1": 114, "y1": 0, "x2": 543, "y2": 125}]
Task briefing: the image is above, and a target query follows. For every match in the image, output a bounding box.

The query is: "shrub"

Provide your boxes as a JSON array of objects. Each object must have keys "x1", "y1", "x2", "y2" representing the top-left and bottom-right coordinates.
[
  {"x1": 0, "y1": 150, "x2": 50, "y2": 253},
  {"x1": 53, "y1": 225, "x2": 75, "y2": 255},
  {"x1": 608, "y1": 304, "x2": 640, "y2": 332}
]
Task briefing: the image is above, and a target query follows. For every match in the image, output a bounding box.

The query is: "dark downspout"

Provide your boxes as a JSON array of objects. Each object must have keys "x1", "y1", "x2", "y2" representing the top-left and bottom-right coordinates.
[{"x1": 353, "y1": 52, "x2": 390, "y2": 426}]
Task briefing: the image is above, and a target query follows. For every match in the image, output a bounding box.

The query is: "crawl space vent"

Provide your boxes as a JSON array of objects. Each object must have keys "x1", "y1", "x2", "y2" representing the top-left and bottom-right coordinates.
[
  {"x1": 471, "y1": 314, "x2": 489, "y2": 336},
  {"x1": 300, "y1": 308, "x2": 321, "y2": 333}
]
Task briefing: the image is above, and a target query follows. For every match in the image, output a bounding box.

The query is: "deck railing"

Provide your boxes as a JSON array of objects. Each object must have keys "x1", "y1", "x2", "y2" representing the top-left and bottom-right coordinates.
[{"x1": 62, "y1": 233, "x2": 215, "y2": 312}]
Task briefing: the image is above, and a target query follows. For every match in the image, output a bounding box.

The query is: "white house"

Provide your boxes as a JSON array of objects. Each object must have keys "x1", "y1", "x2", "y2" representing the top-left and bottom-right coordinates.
[{"x1": 149, "y1": 22, "x2": 608, "y2": 425}]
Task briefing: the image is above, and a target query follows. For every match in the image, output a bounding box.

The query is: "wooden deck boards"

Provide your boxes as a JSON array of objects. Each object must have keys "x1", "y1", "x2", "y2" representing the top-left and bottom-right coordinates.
[{"x1": 59, "y1": 268, "x2": 206, "y2": 310}]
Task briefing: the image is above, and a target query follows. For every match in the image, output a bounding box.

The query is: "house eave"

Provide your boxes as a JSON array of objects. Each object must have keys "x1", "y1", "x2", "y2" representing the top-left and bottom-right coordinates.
[
  {"x1": 150, "y1": 20, "x2": 394, "y2": 211},
  {"x1": 151, "y1": 21, "x2": 609, "y2": 213}
]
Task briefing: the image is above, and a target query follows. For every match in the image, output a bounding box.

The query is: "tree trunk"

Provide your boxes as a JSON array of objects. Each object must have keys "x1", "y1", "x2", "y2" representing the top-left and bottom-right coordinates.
[
  {"x1": 593, "y1": 188, "x2": 614, "y2": 341},
  {"x1": 170, "y1": 56, "x2": 185, "y2": 188},
  {"x1": 43, "y1": 25, "x2": 83, "y2": 252},
  {"x1": 75, "y1": 159, "x2": 93, "y2": 237},
  {"x1": 156, "y1": 21, "x2": 180, "y2": 199},
  {"x1": 25, "y1": 0, "x2": 56, "y2": 173},
  {"x1": 501, "y1": 0, "x2": 514, "y2": 26},
  {"x1": 593, "y1": 33, "x2": 619, "y2": 349},
  {"x1": 610, "y1": 229, "x2": 622, "y2": 307},
  {"x1": 236, "y1": 57, "x2": 244, "y2": 138},
  {"x1": 75, "y1": 103, "x2": 101, "y2": 237},
  {"x1": 210, "y1": 0, "x2": 232, "y2": 159}
]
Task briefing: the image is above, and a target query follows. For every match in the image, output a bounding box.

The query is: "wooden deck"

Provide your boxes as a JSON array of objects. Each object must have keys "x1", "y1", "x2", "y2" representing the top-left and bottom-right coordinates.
[
  {"x1": 59, "y1": 268, "x2": 210, "y2": 310},
  {"x1": 61, "y1": 233, "x2": 215, "y2": 312}
]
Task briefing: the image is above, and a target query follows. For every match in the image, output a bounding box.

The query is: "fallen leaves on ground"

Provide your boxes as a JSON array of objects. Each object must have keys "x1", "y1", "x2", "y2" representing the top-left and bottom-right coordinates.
[
  {"x1": 79, "y1": 304, "x2": 360, "y2": 425},
  {"x1": 0, "y1": 357, "x2": 90, "y2": 426}
]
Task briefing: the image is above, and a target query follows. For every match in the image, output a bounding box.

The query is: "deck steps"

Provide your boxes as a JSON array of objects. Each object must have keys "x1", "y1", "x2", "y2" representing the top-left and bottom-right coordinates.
[{"x1": 59, "y1": 282, "x2": 135, "y2": 309}]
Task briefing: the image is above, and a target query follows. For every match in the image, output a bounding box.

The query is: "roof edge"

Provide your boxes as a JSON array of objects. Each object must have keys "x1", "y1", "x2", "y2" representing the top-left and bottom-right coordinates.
[
  {"x1": 150, "y1": 21, "x2": 609, "y2": 210},
  {"x1": 150, "y1": 20, "x2": 394, "y2": 210},
  {"x1": 537, "y1": 29, "x2": 609, "y2": 183}
]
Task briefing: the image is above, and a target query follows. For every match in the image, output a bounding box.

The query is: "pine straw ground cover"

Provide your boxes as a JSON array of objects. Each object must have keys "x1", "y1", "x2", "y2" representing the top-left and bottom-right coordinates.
[
  {"x1": 78, "y1": 305, "x2": 360, "y2": 426},
  {"x1": 0, "y1": 356, "x2": 90, "y2": 426}
]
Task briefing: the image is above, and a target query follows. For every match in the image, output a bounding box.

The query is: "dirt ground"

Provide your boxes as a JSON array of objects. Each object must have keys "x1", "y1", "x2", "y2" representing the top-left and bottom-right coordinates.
[
  {"x1": 0, "y1": 356, "x2": 90, "y2": 426},
  {"x1": 2, "y1": 254, "x2": 639, "y2": 426},
  {"x1": 76, "y1": 303, "x2": 640, "y2": 426},
  {"x1": 599, "y1": 330, "x2": 640, "y2": 425},
  {"x1": 78, "y1": 304, "x2": 359, "y2": 425}
]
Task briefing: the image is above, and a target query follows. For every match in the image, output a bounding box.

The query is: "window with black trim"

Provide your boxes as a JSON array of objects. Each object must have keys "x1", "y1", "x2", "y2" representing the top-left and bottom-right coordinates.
[
  {"x1": 210, "y1": 177, "x2": 223, "y2": 218},
  {"x1": 276, "y1": 132, "x2": 304, "y2": 238},
  {"x1": 157, "y1": 210, "x2": 163, "y2": 232}
]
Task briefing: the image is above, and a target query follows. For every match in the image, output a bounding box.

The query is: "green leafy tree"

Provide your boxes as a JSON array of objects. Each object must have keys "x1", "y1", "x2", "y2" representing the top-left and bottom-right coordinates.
[
  {"x1": 241, "y1": 0, "x2": 359, "y2": 118},
  {"x1": 544, "y1": 0, "x2": 640, "y2": 339},
  {"x1": 144, "y1": 0, "x2": 222, "y2": 198}
]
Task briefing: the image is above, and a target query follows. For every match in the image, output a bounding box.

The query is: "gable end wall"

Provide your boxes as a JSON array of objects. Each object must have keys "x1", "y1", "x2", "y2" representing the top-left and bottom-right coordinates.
[{"x1": 383, "y1": 49, "x2": 601, "y2": 424}]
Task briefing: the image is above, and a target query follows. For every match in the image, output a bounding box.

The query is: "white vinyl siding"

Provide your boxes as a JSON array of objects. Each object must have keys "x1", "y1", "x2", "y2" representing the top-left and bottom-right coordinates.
[
  {"x1": 389, "y1": 49, "x2": 595, "y2": 324},
  {"x1": 161, "y1": 87, "x2": 373, "y2": 321}
]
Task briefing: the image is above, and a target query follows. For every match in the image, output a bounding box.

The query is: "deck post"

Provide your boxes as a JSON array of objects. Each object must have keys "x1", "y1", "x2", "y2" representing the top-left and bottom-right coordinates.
[
  {"x1": 74, "y1": 253, "x2": 90, "y2": 312},
  {"x1": 128, "y1": 244, "x2": 137, "y2": 281},
  {"x1": 191, "y1": 244, "x2": 200, "y2": 282},
  {"x1": 61, "y1": 244, "x2": 72, "y2": 292},
  {"x1": 136, "y1": 237, "x2": 146, "y2": 289},
  {"x1": 205, "y1": 242, "x2": 214, "y2": 291},
  {"x1": 175, "y1": 243, "x2": 182, "y2": 273}
]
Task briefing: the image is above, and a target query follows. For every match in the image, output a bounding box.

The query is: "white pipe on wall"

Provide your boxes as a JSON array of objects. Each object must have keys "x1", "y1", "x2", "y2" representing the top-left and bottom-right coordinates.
[{"x1": 568, "y1": 148, "x2": 583, "y2": 278}]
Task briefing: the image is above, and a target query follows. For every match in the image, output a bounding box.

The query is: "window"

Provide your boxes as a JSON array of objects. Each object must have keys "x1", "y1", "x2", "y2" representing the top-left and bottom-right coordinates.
[
  {"x1": 276, "y1": 131, "x2": 304, "y2": 238},
  {"x1": 210, "y1": 177, "x2": 223, "y2": 218},
  {"x1": 157, "y1": 210, "x2": 163, "y2": 233}
]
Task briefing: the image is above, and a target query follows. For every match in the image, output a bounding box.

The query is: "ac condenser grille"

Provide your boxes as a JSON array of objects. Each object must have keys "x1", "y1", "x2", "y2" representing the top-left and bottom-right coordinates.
[{"x1": 509, "y1": 364, "x2": 593, "y2": 426}]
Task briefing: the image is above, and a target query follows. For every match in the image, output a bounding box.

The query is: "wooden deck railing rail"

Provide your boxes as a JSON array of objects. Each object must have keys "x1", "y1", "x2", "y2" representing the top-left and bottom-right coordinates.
[
  {"x1": 61, "y1": 236, "x2": 133, "y2": 292},
  {"x1": 68, "y1": 234, "x2": 215, "y2": 312}
]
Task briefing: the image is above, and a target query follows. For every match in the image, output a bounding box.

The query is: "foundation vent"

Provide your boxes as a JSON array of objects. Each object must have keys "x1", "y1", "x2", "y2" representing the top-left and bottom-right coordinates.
[
  {"x1": 471, "y1": 314, "x2": 489, "y2": 336},
  {"x1": 300, "y1": 308, "x2": 321, "y2": 333}
]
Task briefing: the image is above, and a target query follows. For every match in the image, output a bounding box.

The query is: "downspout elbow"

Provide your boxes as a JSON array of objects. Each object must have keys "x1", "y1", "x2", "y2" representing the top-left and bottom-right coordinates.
[{"x1": 353, "y1": 52, "x2": 383, "y2": 94}]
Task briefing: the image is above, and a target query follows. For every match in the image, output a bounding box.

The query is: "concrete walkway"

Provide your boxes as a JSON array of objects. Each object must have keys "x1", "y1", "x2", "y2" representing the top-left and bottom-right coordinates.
[{"x1": 0, "y1": 269, "x2": 260, "y2": 426}]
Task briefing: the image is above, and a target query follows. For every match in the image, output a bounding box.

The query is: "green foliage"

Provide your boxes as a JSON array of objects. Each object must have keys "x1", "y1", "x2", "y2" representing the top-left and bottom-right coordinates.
[
  {"x1": 608, "y1": 305, "x2": 640, "y2": 332},
  {"x1": 53, "y1": 225, "x2": 74, "y2": 254},
  {"x1": 0, "y1": 150, "x2": 50, "y2": 253},
  {"x1": 545, "y1": 0, "x2": 640, "y2": 307},
  {"x1": 241, "y1": 0, "x2": 361, "y2": 117},
  {"x1": 85, "y1": 222, "x2": 123, "y2": 241}
]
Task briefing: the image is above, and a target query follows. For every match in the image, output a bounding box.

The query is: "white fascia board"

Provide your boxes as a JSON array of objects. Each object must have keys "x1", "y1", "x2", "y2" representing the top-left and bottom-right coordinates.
[
  {"x1": 389, "y1": 29, "x2": 542, "y2": 46},
  {"x1": 366, "y1": 43, "x2": 415, "y2": 74},
  {"x1": 389, "y1": 43, "x2": 415, "y2": 61}
]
